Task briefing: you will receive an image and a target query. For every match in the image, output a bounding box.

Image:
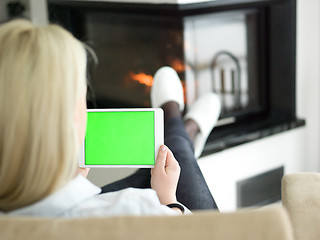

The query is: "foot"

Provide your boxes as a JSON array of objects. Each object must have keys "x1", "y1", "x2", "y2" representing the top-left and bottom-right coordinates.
[
  {"x1": 151, "y1": 66, "x2": 184, "y2": 111},
  {"x1": 184, "y1": 93, "x2": 221, "y2": 158}
]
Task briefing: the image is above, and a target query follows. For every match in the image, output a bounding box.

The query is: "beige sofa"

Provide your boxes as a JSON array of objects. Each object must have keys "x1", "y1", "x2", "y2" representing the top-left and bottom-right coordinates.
[
  {"x1": 282, "y1": 172, "x2": 320, "y2": 240},
  {"x1": 0, "y1": 205, "x2": 293, "y2": 240}
]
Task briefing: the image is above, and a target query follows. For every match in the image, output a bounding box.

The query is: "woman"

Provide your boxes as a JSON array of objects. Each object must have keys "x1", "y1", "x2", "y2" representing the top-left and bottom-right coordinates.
[{"x1": 0, "y1": 19, "x2": 220, "y2": 217}]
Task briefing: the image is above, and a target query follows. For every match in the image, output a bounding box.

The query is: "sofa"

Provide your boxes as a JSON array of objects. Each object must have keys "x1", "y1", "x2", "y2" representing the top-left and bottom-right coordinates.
[
  {"x1": 0, "y1": 205, "x2": 293, "y2": 240},
  {"x1": 4, "y1": 172, "x2": 320, "y2": 239},
  {"x1": 282, "y1": 172, "x2": 320, "y2": 240}
]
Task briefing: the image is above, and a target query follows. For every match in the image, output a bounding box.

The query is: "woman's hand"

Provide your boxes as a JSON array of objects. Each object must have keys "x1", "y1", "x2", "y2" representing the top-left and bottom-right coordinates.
[{"x1": 151, "y1": 145, "x2": 181, "y2": 205}]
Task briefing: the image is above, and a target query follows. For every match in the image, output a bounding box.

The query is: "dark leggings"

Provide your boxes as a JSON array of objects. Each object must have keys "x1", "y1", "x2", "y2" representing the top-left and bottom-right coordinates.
[{"x1": 101, "y1": 118, "x2": 218, "y2": 211}]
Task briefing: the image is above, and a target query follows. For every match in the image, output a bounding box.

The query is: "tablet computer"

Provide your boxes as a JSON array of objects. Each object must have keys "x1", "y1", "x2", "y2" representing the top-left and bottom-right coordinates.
[{"x1": 79, "y1": 108, "x2": 164, "y2": 168}]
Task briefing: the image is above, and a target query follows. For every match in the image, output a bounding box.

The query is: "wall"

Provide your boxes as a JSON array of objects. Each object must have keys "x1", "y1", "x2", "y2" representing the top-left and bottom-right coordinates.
[
  {"x1": 0, "y1": 0, "x2": 47, "y2": 24},
  {"x1": 0, "y1": 0, "x2": 10, "y2": 22},
  {"x1": 296, "y1": 0, "x2": 320, "y2": 172},
  {"x1": 198, "y1": 128, "x2": 305, "y2": 211}
]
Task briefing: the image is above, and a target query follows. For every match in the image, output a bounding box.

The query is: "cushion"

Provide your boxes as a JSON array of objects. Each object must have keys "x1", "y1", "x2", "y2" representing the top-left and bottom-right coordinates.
[{"x1": 0, "y1": 205, "x2": 293, "y2": 240}]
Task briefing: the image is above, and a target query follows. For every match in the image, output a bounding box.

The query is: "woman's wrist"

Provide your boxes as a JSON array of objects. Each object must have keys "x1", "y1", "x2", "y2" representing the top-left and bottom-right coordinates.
[
  {"x1": 166, "y1": 203, "x2": 185, "y2": 214},
  {"x1": 157, "y1": 194, "x2": 177, "y2": 206}
]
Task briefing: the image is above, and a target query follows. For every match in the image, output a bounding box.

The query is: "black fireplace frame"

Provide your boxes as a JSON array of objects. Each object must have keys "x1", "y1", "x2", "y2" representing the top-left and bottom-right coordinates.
[{"x1": 48, "y1": 0, "x2": 305, "y2": 156}]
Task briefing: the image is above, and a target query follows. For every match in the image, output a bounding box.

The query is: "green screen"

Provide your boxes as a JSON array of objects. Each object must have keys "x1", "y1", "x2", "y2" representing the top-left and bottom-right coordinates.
[{"x1": 85, "y1": 111, "x2": 155, "y2": 165}]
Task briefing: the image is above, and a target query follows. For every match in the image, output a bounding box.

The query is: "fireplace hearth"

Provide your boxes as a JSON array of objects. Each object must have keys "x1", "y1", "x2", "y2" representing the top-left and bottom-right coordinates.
[{"x1": 48, "y1": 0, "x2": 304, "y2": 156}]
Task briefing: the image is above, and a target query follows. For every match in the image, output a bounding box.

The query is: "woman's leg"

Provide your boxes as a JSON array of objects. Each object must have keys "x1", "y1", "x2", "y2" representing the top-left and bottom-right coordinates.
[
  {"x1": 161, "y1": 101, "x2": 218, "y2": 210},
  {"x1": 164, "y1": 118, "x2": 218, "y2": 210}
]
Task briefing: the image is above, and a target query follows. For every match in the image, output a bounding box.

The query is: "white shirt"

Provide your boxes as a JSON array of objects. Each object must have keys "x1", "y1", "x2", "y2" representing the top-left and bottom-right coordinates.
[{"x1": 1, "y1": 175, "x2": 188, "y2": 217}]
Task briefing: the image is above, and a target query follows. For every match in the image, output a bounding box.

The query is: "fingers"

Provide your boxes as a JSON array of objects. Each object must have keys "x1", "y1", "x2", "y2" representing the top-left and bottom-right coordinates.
[
  {"x1": 165, "y1": 147, "x2": 180, "y2": 170},
  {"x1": 152, "y1": 145, "x2": 167, "y2": 175},
  {"x1": 156, "y1": 145, "x2": 168, "y2": 168},
  {"x1": 152, "y1": 145, "x2": 179, "y2": 176},
  {"x1": 150, "y1": 145, "x2": 180, "y2": 205}
]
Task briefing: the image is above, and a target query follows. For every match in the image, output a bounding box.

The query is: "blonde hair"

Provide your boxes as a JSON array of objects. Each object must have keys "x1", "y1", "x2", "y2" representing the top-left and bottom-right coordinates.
[{"x1": 0, "y1": 19, "x2": 87, "y2": 211}]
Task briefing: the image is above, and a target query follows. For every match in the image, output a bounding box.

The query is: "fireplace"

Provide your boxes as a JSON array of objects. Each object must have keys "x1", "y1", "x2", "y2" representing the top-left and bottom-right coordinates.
[{"x1": 48, "y1": 0, "x2": 304, "y2": 156}]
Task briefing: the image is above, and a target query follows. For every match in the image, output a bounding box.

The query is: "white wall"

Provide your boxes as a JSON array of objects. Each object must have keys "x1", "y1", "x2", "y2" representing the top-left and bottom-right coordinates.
[
  {"x1": 0, "y1": 0, "x2": 47, "y2": 25},
  {"x1": 198, "y1": 128, "x2": 306, "y2": 211},
  {"x1": 296, "y1": 0, "x2": 320, "y2": 172},
  {"x1": 0, "y1": 0, "x2": 10, "y2": 22}
]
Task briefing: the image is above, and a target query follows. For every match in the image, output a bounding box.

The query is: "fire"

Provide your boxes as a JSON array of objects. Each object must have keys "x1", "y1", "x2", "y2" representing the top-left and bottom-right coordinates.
[
  {"x1": 127, "y1": 69, "x2": 187, "y2": 104},
  {"x1": 171, "y1": 59, "x2": 186, "y2": 73},
  {"x1": 128, "y1": 72, "x2": 153, "y2": 87}
]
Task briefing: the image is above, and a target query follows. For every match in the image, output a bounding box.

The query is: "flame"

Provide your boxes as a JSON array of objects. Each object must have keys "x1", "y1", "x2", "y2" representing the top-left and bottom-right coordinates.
[
  {"x1": 171, "y1": 59, "x2": 185, "y2": 73},
  {"x1": 127, "y1": 69, "x2": 187, "y2": 104},
  {"x1": 171, "y1": 59, "x2": 190, "y2": 73},
  {"x1": 128, "y1": 72, "x2": 153, "y2": 87}
]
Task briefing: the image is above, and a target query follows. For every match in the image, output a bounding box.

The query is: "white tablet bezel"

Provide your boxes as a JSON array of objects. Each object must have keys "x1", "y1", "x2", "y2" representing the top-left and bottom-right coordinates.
[{"x1": 79, "y1": 108, "x2": 164, "y2": 168}]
